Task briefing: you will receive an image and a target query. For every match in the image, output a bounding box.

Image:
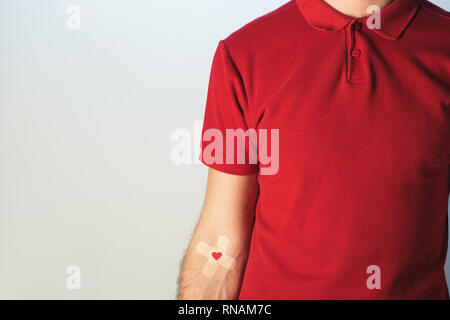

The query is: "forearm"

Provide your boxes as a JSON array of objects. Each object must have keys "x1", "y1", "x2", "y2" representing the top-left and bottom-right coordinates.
[
  {"x1": 178, "y1": 235, "x2": 248, "y2": 300},
  {"x1": 178, "y1": 229, "x2": 251, "y2": 300},
  {"x1": 178, "y1": 169, "x2": 258, "y2": 300}
]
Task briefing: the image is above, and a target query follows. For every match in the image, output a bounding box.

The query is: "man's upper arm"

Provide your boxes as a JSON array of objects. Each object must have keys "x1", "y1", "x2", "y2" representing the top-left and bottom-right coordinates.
[{"x1": 197, "y1": 168, "x2": 259, "y2": 242}]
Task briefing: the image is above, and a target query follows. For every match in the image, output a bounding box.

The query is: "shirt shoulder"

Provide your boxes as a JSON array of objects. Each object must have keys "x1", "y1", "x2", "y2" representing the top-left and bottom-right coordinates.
[
  {"x1": 418, "y1": 1, "x2": 450, "y2": 30},
  {"x1": 221, "y1": 1, "x2": 304, "y2": 57},
  {"x1": 421, "y1": 0, "x2": 450, "y2": 21},
  {"x1": 408, "y1": 1, "x2": 450, "y2": 48}
]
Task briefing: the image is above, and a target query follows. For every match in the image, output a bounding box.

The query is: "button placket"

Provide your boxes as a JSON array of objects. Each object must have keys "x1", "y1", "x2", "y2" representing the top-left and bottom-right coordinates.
[
  {"x1": 346, "y1": 20, "x2": 367, "y2": 84},
  {"x1": 353, "y1": 21, "x2": 363, "y2": 31},
  {"x1": 352, "y1": 48, "x2": 362, "y2": 58}
]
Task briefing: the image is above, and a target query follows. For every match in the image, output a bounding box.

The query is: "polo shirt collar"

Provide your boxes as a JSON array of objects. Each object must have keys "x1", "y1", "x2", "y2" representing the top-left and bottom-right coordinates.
[{"x1": 296, "y1": 0, "x2": 421, "y2": 40}]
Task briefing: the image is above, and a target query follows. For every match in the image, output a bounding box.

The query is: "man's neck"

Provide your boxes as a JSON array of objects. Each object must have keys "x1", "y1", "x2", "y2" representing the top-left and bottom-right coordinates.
[{"x1": 323, "y1": 0, "x2": 392, "y2": 18}]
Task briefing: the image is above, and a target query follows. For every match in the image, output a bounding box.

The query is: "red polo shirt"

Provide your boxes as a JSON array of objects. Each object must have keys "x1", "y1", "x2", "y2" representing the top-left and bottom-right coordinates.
[{"x1": 200, "y1": 0, "x2": 450, "y2": 299}]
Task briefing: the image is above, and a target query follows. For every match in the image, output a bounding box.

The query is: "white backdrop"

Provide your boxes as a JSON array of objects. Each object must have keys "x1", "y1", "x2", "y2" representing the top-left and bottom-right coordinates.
[{"x1": 0, "y1": 0, "x2": 449, "y2": 299}]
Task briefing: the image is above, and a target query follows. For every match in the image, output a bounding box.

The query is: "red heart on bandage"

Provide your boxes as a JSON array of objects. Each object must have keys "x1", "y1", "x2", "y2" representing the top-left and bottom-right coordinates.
[{"x1": 212, "y1": 252, "x2": 222, "y2": 260}]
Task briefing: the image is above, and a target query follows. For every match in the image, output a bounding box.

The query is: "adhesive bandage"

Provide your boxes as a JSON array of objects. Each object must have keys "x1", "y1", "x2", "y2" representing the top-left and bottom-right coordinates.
[{"x1": 196, "y1": 236, "x2": 236, "y2": 278}]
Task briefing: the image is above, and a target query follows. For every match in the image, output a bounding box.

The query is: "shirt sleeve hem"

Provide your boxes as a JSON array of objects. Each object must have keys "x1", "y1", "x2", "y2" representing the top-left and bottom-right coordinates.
[{"x1": 201, "y1": 159, "x2": 259, "y2": 176}]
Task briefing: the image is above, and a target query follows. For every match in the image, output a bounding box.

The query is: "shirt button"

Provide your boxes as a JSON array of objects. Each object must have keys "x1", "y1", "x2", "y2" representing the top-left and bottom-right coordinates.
[
  {"x1": 353, "y1": 22, "x2": 363, "y2": 31},
  {"x1": 352, "y1": 49, "x2": 361, "y2": 58}
]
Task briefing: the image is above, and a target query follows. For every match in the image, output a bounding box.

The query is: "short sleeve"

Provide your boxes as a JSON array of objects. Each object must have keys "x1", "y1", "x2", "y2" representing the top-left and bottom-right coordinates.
[{"x1": 199, "y1": 41, "x2": 259, "y2": 175}]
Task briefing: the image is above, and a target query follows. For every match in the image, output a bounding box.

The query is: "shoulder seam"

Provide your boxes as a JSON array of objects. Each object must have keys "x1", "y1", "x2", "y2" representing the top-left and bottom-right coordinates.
[
  {"x1": 219, "y1": 40, "x2": 249, "y2": 105},
  {"x1": 421, "y1": 2, "x2": 450, "y2": 21}
]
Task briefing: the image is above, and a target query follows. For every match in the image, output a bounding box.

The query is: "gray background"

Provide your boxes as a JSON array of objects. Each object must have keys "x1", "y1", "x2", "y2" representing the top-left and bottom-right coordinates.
[{"x1": 0, "y1": 0, "x2": 449, "y2": 299}]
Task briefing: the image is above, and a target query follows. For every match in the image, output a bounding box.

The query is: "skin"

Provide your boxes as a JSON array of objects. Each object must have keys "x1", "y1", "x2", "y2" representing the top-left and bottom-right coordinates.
[
  {"x1": 178, "y1": 169, "x2": 258, "y2": 299},
  {"x1": 178, "y1": 0, "x2": 394, "y2": 300},
  {"x1": 323, "y1": 0, "x2": 392, "y2": 18}
]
